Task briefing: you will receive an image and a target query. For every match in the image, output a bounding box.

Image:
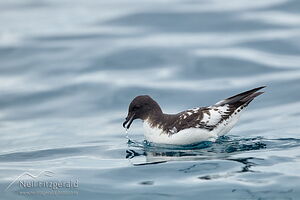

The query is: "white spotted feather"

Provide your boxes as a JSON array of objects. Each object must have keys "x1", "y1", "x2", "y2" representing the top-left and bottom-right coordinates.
[{"x1": 143, "y1": 104, "x2": 245, "y2": 145}]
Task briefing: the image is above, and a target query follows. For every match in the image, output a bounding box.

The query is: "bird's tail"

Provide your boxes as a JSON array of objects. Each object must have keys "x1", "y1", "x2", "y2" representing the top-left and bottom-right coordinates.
[{"x1": 215, "y1": 86, "x2": 266, "y2": 107}]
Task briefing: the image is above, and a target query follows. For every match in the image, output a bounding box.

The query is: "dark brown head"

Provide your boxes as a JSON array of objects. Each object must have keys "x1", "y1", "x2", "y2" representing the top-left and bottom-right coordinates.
[{"x1": 123, "y1": 95, "x2": 162, "y2": 129}]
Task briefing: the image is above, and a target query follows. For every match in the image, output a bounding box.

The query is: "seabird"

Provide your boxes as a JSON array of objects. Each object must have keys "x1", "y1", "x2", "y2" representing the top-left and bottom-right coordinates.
[{"x1": 123, "y1": 86, "x2": 265, "y2": 145}]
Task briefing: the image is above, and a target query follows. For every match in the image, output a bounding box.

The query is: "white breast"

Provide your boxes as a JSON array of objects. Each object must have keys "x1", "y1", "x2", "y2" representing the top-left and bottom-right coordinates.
[{"x1": 143, "y1": 120, "x2": 218, "y2": 145}]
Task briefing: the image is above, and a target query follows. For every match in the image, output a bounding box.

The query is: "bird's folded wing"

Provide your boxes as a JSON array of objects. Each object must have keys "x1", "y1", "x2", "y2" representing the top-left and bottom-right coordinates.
[{"x1": 175, "y1": 105, "x2": 235, "y2": 132}]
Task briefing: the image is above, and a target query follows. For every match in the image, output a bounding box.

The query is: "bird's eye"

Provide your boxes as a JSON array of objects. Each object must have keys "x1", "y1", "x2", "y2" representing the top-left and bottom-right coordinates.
[{"x1": 132, "y1": 106, "x2": 139, "y2": 111}]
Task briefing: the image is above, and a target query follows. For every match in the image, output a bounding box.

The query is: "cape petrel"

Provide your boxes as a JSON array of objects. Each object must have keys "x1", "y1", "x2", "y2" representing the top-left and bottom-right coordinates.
[{"x1": 123, "y1": 86, "x2": 265, "y2": 145}]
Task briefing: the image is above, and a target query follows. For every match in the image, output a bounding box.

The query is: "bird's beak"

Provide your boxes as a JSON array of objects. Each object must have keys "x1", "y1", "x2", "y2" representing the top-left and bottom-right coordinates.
[{"x1": 123, "y1": 113, "x2": 135, "y2": 129}]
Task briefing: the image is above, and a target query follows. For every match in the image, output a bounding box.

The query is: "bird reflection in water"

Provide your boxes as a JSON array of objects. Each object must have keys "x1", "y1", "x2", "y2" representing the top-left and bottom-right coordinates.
[{"x1": 125, "y1": 136, "x2": 267, "y2": 177}]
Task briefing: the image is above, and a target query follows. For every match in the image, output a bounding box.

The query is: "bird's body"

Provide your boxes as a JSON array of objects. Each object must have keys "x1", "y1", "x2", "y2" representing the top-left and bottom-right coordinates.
[
  {"x1": 142, "y1": 104, "x2": 244, "y2": 145},
  {"x1": 123, "y1": 86, "x2": 265, "y2": 145}
]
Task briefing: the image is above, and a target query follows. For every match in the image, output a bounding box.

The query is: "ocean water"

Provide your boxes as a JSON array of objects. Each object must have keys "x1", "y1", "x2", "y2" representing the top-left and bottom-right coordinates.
[{"x1": 1, "y1": 0, "x2": 300, "y2": 199}]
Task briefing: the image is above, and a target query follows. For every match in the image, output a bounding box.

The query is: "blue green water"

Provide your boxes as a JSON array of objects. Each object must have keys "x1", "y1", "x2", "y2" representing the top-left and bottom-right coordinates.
[{"x1": 1, "y1": 0, "x2": 300, "y2": 199}]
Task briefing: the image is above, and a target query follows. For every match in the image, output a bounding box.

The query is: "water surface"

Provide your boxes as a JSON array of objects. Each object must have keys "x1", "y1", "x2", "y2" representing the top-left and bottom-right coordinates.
[{"x1": 0, "y1": 0, "x2": 300, "y2": 199}]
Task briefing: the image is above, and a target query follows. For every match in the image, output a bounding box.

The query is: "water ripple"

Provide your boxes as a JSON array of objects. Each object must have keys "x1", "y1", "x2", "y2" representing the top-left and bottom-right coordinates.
[{"x1": 125, "y1": 136, "x2": 300, "y2": 166}]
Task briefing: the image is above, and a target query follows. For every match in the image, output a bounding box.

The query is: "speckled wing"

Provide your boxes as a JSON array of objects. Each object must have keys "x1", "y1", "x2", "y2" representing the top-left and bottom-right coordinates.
[
  {"x1": 169, "y1": 86, "x2": 265, "y2": 134},
  {"x1": 172, "y1": 105, "x2": 232, "y2": 133}
]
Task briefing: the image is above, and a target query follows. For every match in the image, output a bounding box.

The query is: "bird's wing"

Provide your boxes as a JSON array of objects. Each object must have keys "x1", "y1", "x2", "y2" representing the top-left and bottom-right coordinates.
[
  {"x1": 215, "y1": 86, "x2": 265, "y2": 107},
  {"x1": 174, "y1": 105, "x2": 233, "y2": 132},
  {"x1": 170, "y1": 86, "x2": 265, "y2": 134}
]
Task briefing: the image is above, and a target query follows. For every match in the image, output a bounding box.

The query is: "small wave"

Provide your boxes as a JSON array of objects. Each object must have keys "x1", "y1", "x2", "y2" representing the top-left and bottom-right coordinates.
[
  {"x1": 0, "y1": 145, "x2": 99, "y2": 162},
  {"x1": 240, "y1": 11, "x2": 300, "y2": 26},
  {"x1": 194, "y1": 48, "x2": 300, "y2": 69}
]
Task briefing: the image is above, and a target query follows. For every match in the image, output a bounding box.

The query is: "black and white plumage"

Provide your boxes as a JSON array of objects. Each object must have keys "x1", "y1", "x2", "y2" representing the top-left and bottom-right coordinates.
[{"x1": 123, "y1": 86, "x2": 265, "y2": 145}]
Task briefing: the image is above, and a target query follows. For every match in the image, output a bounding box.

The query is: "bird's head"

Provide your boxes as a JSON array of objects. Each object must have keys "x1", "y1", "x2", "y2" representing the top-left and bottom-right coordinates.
[{"x1": 123, "y1": 95, "x2": 162, "y2": 129}]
